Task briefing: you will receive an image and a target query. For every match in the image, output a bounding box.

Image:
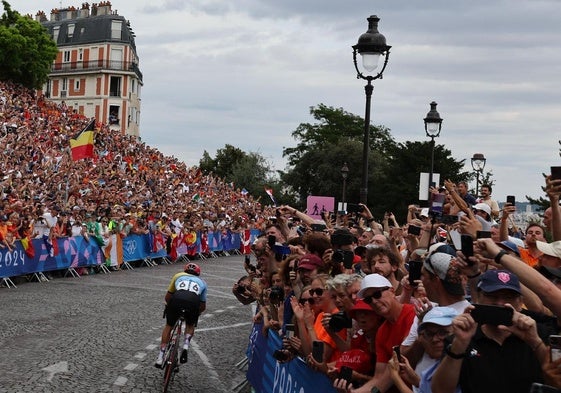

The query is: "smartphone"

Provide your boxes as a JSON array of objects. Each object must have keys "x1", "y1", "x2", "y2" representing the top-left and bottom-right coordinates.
[
  {"x1": 476, "y1": 230, "x2": 492, "y2": 239},
  {"x1": 392, "y1": 345, "x2": 402, "y2": 362},
  {"x1": 430, "y1": 193, "x2": 446, "y2": 215},
  {"x1": 441, "y1": 214, "x2": 459, "y2": 225},
  {"x1": 461, "y1": 234, "x2": 474, "y2": 262},
  {"x1": 339, "y1": 365, "x2": 353, "y2": 382},
  {"x1": 312, "y1": 340, "x2": 324, "y2": 362},
  {"x1": 285, "y1": 324, "x2": 295, "y2": 339},
  {"x1": 408, "y1": 225, "x2": 421, "y2": 236},
  {"x1": 471, "y1": 304, "x2": 513, "y2": 326},
  {"x1": 272, "y1": 349, "x2": 289, "y2": 361},
  {"x1": 268, "y1": 235, "x2": 276, "y2": 248},
  {"x1": 346, "y1": 203, "x2": 361, "y2": 213},
  {"x1": 550, "y1": 335, "x2": 561, "y2": 362},
  {"x1": 551, "y1": 166, "x2": 561, "y2": 181},
  {"x1": 529, "y1": 383, "x2": 561, "y2": 393},
  {"x1": 408, "y1": 260, "x2": 422, "y2": 286},
  {"x1": 311, "y1": 223, "x2": 327, "y2": 232},
  {"x1": 506, "y1": 195, "x2": 515, "y2": 205}
]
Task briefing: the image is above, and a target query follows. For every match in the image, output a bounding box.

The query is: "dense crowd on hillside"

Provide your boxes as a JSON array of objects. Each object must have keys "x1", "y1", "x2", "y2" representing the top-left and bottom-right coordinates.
[{"x1": 0, "y1": 80, "x2": 280, "y2": 246}]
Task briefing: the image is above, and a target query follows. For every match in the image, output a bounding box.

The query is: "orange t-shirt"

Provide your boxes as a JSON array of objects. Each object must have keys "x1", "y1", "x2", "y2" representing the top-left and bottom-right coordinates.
[
  {"x1": 314, "y1": 308, "x2": 347, "y2": 363},
  {"x1": 518, "y1": 247, "x2": 541, "y2": 268}
]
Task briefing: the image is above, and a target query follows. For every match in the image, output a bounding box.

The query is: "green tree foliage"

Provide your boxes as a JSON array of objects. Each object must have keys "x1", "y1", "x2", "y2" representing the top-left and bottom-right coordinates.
[
  {"x1": 380, "y1": 141, "x2": 471, "y2": 222},
  {"x1": 0, "y1": 1, "x2": 58, "y2": 89},
  {"x1": 281, "y1": 105, "x2": 469, "y2": 221},
  {"x1": 198, "y1": 144, "x2": 277, "y2": 201}
]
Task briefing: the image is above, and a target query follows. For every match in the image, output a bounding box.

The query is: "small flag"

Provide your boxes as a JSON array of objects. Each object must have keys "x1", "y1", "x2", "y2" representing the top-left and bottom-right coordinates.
[
  {"x1": 70, "y1": 119, "x2": 95, "y2": 161},
  {"x1": 264, "y1": 187, "x2": 277, "y2": 206},
  {"x1": 241, "y1": 188, "x2": 248, "y2": 196},
  {"x1": 191, "y1": 193, "x2": 201, "y2": 202},
  {"x1": 437, "y1": 227, "x2": 448, "y2": 239}
]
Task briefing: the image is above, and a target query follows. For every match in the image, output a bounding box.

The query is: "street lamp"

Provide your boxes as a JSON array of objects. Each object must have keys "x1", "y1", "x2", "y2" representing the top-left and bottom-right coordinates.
[
  {"x1": 353, "y1": 15, "x2": 391, "y2": 205},
  {"x1": 471, "y1": 153, "x2": 486, "y2": 197},
  {"x1": 424, "y1": 101, "x2": 443, "y2": 198},
  {"x1": 341, "y1": 162, "x2": 349, "y2": 207}
]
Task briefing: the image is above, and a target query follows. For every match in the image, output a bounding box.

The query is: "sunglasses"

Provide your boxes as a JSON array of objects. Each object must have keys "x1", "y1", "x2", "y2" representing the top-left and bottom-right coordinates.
[
  {"x1": 309, "y1": 288, "x2": 324, "y2": 297},
  {"x1": 299, "y1": 298, "x2": 315, "y2": 306},
  {"x1": 420, "y1": 329, "x2": 450, "y2": 340},
  {"x1": 362, "y1": 287, "x2": 389, "y2": 304}
]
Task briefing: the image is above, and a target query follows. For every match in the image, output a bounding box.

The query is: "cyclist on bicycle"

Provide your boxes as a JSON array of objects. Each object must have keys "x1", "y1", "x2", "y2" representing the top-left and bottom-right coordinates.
[{"x1": 155, "y1": 262, "x2": 207, "y2": 368}]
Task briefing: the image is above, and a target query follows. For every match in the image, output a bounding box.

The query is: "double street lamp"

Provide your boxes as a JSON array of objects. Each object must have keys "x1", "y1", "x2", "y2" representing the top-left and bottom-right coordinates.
[
  {"x1": 424, "y1": 101, "x2": 443, "y2": 197},
  {"x1": 471, "y1": 153, "x2": 486, "y2": 197},
  {"x1": 353, "y1": 15, "x2": 391, "y2": 205}
]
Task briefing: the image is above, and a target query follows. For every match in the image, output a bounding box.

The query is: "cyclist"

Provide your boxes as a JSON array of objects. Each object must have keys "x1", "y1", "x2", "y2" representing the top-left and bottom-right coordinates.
[{"x1": 155, "y1": 262, "x2": 207, "y2": 368}]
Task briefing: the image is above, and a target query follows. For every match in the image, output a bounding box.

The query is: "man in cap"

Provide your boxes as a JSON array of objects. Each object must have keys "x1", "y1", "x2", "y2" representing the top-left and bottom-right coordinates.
[
  {"x1": 432, "y1": 269, "x2": 548, "y2": 393},
  {"x1": 536, "y1": 239, "x2": 561, "y2": 268},
  {"x1": 297, "y1": 253, "x2": 324, "y2": 286},
  {"x1": 335, "y1": 273, "x2": 415, "y2": 393},
  {"x1": 401, "y1": 245, "x2": 470, "y2": 371}
]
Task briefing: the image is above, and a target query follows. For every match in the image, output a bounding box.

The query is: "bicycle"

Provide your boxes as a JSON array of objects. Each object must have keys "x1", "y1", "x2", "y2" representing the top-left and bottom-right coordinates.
[{"x1": 162, "y1": 310, "x2": 186, "y2": 393}]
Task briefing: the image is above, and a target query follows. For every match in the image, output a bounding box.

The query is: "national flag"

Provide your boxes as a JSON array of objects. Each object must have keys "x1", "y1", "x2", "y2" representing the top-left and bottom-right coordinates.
[
  {"x1": 192, "y1": 193, "x2": 201, "y2": 202},
  {"x1": 437, "y1": 227, "x2": 448, "y2": 240},
  {"x1": 20, "y1": 236, "x2": 35, "y2": 258},
  {"x1": 264, "y1": 187, "x2": 277, "y2": 206},
  {"x1": 241, "y1": 188, "x2": 249, "y2": 196},
  {"x1": 70, "y1": 118, "x2": 95, "y2": 161}
]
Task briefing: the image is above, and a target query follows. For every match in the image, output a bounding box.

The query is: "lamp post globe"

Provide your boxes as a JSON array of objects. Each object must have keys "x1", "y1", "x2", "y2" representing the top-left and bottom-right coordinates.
[
  {"x1": 423, "y1": 101, "x2": 443, "y2": 198},
  {"x1": 471, "y1": 153, "x2": 486, "y2": 197},
  {"x1": 352, "y1": 15, "x2": 391, "y2": 205}
]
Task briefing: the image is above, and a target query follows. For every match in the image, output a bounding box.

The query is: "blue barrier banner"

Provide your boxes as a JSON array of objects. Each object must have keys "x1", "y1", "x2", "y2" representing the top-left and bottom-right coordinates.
[
  {"x1": 246, "y1": 323, "x2": 337, "y2": 393},
  {"x1": 0, "y1": 236, "x2": 105, "y2": 278},
  {"x1": 122, "y1": 234, "x2": 150, "y2": 262}
]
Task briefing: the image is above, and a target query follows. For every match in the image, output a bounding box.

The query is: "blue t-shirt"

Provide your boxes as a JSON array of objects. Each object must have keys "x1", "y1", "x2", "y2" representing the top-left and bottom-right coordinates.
[{"x1": 168, "y1": 272, "x2": 207, "y2": 302}]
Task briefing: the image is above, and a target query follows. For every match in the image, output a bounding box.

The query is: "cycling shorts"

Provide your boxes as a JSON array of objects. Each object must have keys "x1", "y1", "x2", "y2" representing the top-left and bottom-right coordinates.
[{"x1": 166, "y1": 290, "x2": 201, "y2": 327}]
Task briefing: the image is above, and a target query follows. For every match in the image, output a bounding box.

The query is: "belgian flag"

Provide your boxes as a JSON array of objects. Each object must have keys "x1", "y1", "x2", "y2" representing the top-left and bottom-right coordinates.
[{"x1": 70, "y1": 119, "x2": 95, "y2": 161}]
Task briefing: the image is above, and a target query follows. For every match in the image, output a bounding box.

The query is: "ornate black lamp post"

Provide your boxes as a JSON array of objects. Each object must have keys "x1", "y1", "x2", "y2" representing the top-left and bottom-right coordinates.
[
  {"x1": 424, "y1": 101, "x2": 443, "y2": 197},
  {"x1": 353, "y1": 15, "x2": 391, "y2": 205},
  {"x1": 471, "y1": 153, "x2": 486, "y2": 197}
]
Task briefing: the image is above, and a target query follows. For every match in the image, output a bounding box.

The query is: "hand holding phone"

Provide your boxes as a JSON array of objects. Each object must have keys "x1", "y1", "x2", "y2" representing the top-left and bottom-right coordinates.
[
  {"x1": 461, "y1": 234, "x2": 474, "y2": 264},
  {"x1": 339, "y1": 366, "x2": 353, "y2": 382},
  {"x1": 312, "y1": 340, "x2": 324, "y2": 362},
  {"x1": 506, "y1": 195, "x2": 515, "y2": 206},
  {"x1": 471, "y1": 304, "x2": 513, "y2": 326},
  {"x1": 550, "y1": 335, "x2": 561, "y2": 362},
  {"x1": 392, "y1": 345, "x2": 402, "y2": 362},
  {"x1": 408, "y1": 261, "x2": 422, "y2": 286}
]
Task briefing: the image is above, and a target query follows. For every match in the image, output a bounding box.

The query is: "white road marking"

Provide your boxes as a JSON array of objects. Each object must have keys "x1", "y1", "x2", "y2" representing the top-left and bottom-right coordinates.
[
  {"x1": 114, "y1": 376, "x2": 128, "y2": 386},
  {"x1": 134, "y1": 352, "x2": 146, "y2": 359},
  {"x1": 124, "y1": 363, "x2": 138, "y2": 371},
  {"x1": 145, "y1": 344, "x2": 158, "y2": 350},
  {"x1": 214, "y1": 309, "x2": 225, "y2": 313},
  {"x1": 41, "y1": 361, "x2": 69, "y2": 382},
  {"x1": 196, "y1": 322, "x2": 252, "y2": 332},
  {"x1": 190, "y1": 340, "x2": 227, "y2": 392}
]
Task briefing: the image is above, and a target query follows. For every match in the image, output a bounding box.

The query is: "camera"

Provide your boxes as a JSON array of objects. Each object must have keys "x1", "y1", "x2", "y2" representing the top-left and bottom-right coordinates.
[
  {"x1": 236, "y1": 285, "x2": 247, "y2": 294},
  {"x1": 329, "y1": 311, "x2": 353, "y2": 332},
  {"x1": 269, "y1": 286, "x2": 284, "y2": 303}
]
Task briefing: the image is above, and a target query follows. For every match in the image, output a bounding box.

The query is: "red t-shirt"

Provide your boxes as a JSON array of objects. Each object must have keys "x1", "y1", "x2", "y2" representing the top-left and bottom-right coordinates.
[{"x1": 375, "y1": 303, "x2": 416, "y2": 363}]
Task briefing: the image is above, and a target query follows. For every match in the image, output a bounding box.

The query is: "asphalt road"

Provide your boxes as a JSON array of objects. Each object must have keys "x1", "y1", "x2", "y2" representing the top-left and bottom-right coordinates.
[{"x1": 0, "y1": 254, "x2": 255, "y2": 393}]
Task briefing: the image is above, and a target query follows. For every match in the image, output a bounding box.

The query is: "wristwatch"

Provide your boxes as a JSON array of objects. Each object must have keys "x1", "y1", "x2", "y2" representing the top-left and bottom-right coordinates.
[{"x1": 445, "y1": 344, "x2": 466, "y2": 359}]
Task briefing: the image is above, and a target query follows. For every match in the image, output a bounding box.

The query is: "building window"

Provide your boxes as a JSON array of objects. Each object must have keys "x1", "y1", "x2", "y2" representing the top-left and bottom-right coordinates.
[
  {"x1": 68, "y1": 23, "x2": 75, "y2": 38},
  {"x1": 53, "y1": 26, "x2": 60, "y2": 42},
  {"x1": 110, "y1": 76, "x2": 121, "y2": 97},
  {"x1": 75, "y1": 80, "x2": 80, "y2": 90},
  {"x1": 78, "y1": 48, "x2": 83, "y2": 61},
  {"x1": 62, "y1": 78, "x2": 68, "y2": 91},
  {"x1": 111, "y1": 20, "x2": 122, "y2": 40},
  {"x1": 109, "y1": 105, "x2": 120, "y2": 125},
  {"x1": 63, "y1": 51, "x2": 71, "y2": 63}
]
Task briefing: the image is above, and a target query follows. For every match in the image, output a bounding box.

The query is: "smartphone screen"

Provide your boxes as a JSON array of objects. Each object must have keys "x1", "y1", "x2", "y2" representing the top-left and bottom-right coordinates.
[
  {"x1": 506, "y1": 195, "x2": 515, "y2": 205},
  {"x1": 392, "y1": 345, "x2": 402, "y2": 362},
  {"x1": 408, "y1": 225, "x2": 421, "y2": 236},
  {"x1": 312, "y1": 340, "x2": 324, "y2": 362},
  {"x1": 476, "y1": 230, "x2": 492, "y2": 239},
  {"x1": 550, "y1": 335, "x2": 561, "y2": 362},
  {"x1": 471, "y1": 304, "x2": 513, "y2": 326},
  {"x1": 408, "y1": 261, "x2": 422, "y2": 286},
  {"x1": 285, "y1": 324, "x2": 295, "y2": 339}
]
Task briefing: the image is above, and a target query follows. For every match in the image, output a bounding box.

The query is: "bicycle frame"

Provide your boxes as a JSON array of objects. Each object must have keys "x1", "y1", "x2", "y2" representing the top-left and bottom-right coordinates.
[{"x1": 162, "y1": 314, "x2": 185, "y2": 393}]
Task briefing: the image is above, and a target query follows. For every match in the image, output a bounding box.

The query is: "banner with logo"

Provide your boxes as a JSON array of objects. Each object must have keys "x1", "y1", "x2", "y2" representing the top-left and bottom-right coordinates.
[{"x1": 246, "y1": 323, "x2": 337, "y2": 393}]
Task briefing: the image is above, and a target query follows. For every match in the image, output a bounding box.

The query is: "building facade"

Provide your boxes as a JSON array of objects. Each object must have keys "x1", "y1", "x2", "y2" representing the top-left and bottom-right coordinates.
[{"x1": 36, "y1": 2, "x2": 142, "y2": 137}]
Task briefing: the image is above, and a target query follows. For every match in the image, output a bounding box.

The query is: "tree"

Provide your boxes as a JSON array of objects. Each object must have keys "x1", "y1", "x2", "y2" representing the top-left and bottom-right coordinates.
[
  {"x1": 198, "y1": 144, "x2": 277, "y2": 201},
  {"x1": 281, "y1": 104, "x2": 396, "y2": 209},
  {"x1": 0, "y1": 1, "x2": 58, "y2": 89}
]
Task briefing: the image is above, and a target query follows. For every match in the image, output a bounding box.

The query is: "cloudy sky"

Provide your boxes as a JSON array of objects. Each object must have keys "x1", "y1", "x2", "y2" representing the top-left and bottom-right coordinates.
[{"x1": 8, "y1": 0, "x2": 561, "y2": 203}]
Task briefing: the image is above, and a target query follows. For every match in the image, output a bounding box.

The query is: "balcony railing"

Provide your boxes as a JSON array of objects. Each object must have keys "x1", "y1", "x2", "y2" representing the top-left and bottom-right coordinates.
[{"x1": 50, "y1": 60, "x2": 143, "y2": 81}]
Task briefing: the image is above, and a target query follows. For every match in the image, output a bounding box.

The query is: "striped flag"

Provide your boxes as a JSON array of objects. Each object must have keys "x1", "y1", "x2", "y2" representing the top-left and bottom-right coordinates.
[
  {"x1": 264, "y1": 187, "x2": 277, "y2": 206},
  {"x1": 70, "y1": 118, "x2": 95, "y2": 161},
  {"x1": 241, "y1": 188, "x2": 248, "y2": 196}
]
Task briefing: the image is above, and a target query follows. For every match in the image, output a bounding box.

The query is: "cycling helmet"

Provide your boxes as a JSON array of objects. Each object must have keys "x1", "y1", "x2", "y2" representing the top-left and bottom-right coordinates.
[{"x1": 184, "y1": 263, "x2": 201, "y2": 276}]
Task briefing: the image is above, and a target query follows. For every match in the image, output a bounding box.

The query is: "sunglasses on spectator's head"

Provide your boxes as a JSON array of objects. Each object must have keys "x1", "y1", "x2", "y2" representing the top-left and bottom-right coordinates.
[
  {"x1": 309, "y1": 288, "x2": 324, "y2": 297},
  {"x1": 299, "y1": 298, "x2": 314, "y2": 306},
  {"x1": 362, "y1": 287, "x2": 389, "y2": 304}
]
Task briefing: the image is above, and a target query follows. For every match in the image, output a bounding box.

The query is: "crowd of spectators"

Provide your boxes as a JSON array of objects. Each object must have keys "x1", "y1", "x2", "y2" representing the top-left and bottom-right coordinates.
[
  {"x1": 233, "y1": 178, "x2": 561, "y2": 393},
  {"x1": 0, "y1": 80, "x2": 280, "y2": 263}
]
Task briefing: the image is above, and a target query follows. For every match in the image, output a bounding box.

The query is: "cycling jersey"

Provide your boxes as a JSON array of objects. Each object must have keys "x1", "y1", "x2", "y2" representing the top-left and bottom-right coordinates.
[{"x1": 167, "y1": 272, "x2": 207, "y2": 302}]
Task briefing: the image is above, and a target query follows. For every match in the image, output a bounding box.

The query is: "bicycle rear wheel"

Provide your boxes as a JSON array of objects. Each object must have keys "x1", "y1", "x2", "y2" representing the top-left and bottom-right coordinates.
[{"x1": 162, "y1": 323, "x2": 181, "y2": 393}]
